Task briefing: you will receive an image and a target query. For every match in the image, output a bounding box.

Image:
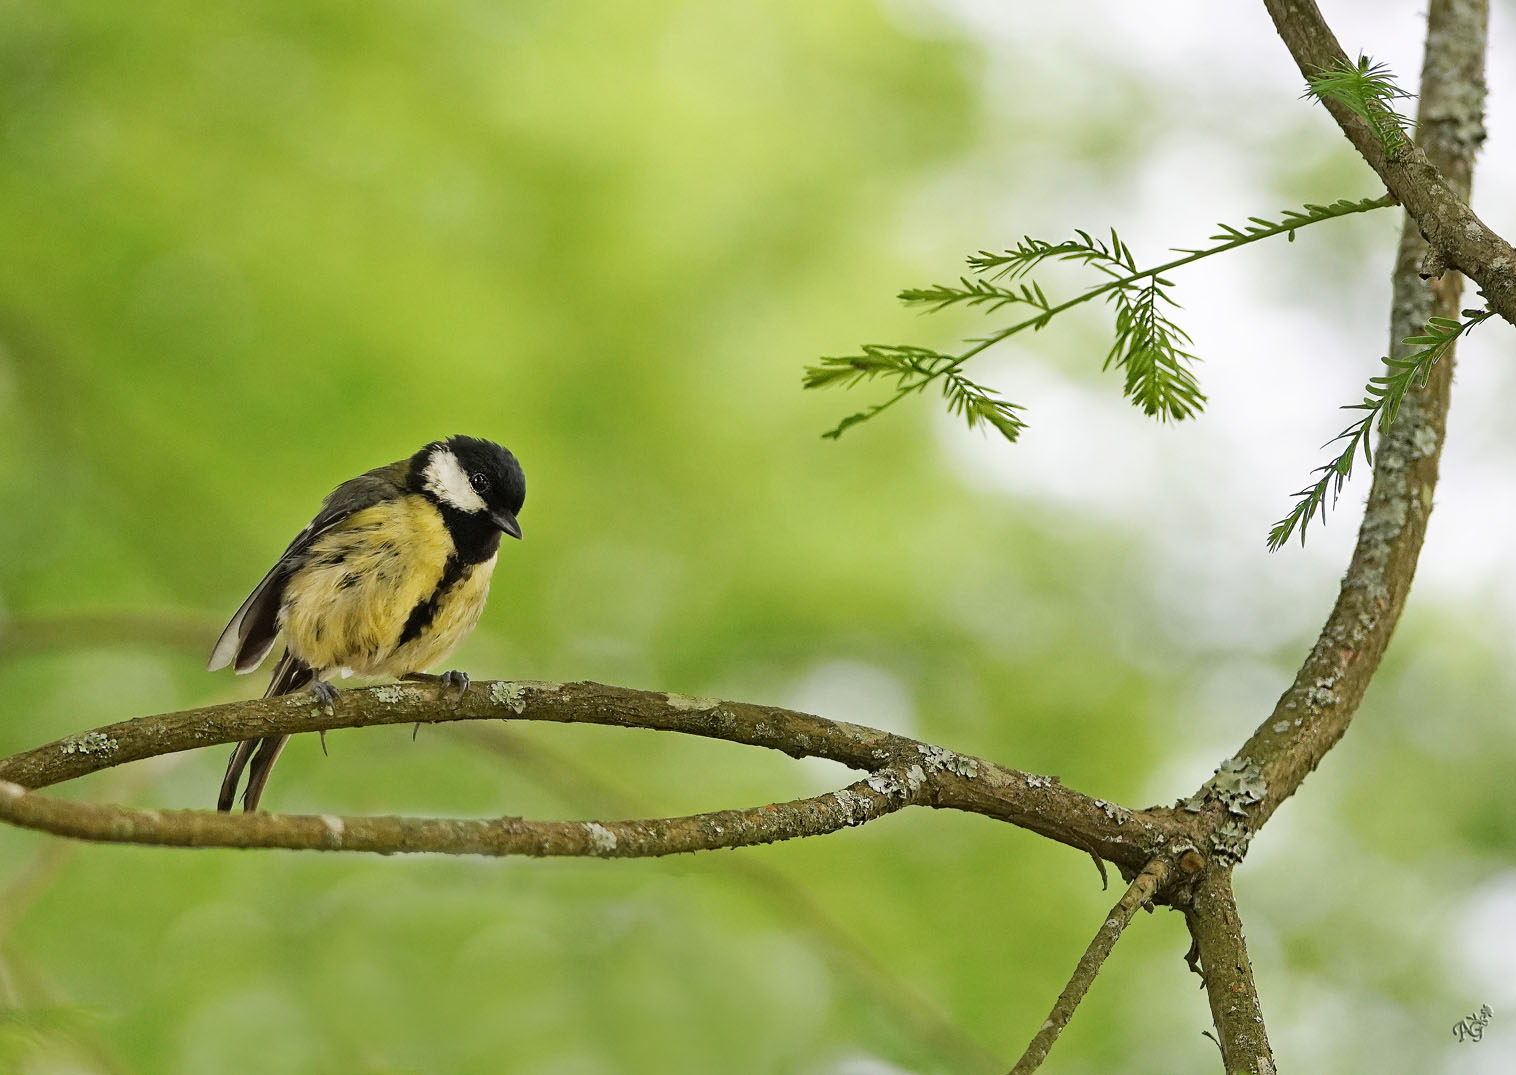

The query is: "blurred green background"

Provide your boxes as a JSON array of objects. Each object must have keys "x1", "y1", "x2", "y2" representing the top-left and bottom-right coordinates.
[{"x1": 2, "y1": 1, "x2": 1514, "y2": 1072}]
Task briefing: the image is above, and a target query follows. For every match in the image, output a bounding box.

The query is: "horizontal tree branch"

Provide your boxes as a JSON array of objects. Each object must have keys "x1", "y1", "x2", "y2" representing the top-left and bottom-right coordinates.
[
  {"x1": 0, "y1": 761, "x2": 925, "y2": 856},
  {"x1": 0, "y1": 679, "x2": 1172, "y2": 869},
  {"x1": 0, "y1": 618, "x2": 1001, "y2": 1069}
]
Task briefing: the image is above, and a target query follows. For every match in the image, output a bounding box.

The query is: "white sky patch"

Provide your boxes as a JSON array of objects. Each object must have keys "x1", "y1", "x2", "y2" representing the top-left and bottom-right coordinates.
[
  {"x1": 423, "y1": 445, "x2": 487, "y2": 514},
  {"x1": 783, "y1": 659, "x2": 917, "y2": 737},
  {"x1": 1450, "y1": 870, "x2": 1516, "y2": 1010},
  {"x1": 783, "y1": 660, "x2": 916, "y2": 790},
  {"x1": 822, "y1": 1055, "x2": 918, "y2": 1075}
]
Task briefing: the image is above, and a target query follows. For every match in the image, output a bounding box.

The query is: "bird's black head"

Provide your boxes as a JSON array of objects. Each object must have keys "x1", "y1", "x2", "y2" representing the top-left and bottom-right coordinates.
[{"x1": 409, "y1": 435, "x2": 526, "y2": 561}]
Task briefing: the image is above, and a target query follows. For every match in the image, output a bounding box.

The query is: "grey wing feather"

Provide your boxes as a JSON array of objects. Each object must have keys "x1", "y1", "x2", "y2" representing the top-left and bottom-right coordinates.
[
  {"x1": 206, "y1": 463, "x2": 409, "y2": 674},
  {"x1": 206, "y1": 554, "x2": 293, "y2": 673}
]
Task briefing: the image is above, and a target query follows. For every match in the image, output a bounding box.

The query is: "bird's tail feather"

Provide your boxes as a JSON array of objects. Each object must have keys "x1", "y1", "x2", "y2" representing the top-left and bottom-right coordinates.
[{"x1": 217, "y1": 648, "x2": 314, "y2": 812}]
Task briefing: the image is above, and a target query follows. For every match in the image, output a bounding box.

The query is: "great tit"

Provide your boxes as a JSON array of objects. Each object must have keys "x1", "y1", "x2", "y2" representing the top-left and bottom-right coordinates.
[{"x1": 208, "y1": 435, "x2": 525, "y2": 812}]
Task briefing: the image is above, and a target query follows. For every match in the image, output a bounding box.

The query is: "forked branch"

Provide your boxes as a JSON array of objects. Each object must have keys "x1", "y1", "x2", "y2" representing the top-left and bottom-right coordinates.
[{"x1": 0, "y1": 679, "x2": 1170, "y2": 869}]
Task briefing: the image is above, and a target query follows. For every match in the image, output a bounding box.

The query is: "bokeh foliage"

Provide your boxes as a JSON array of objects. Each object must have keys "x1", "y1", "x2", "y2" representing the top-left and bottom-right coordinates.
[{"x1": 1, "y1": 1, "x2": 1512, "y2": 1073}]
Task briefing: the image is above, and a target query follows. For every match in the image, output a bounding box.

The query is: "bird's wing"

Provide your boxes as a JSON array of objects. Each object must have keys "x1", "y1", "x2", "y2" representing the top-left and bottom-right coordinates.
[{"x1": 206, "y1": 462, "x2": 409, "y2": 673}]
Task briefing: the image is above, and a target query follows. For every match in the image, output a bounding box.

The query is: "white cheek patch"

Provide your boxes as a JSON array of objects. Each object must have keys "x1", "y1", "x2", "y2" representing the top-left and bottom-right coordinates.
[{"x1": 423, "y1": 448, "x2": 487, "y2": 513}]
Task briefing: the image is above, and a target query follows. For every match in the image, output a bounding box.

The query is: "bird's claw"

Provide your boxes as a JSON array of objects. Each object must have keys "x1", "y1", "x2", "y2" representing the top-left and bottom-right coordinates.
[
  {"x1": 310, "y1": 679, "x2": 338, "y2": 714},
  {"x1": 401, "y1": 670, "x2": 470, "y2": 699}
]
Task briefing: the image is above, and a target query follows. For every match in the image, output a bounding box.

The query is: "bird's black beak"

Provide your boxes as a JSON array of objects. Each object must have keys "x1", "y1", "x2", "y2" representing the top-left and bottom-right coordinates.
[{"x1": 492, "y1": 510, "x2": 523, "y2": 540}]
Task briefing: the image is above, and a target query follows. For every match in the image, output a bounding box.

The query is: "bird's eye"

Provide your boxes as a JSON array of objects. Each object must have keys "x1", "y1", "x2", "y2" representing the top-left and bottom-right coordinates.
[{"x1": 469, "y1": 472, "x2": 490, "y2": 493}]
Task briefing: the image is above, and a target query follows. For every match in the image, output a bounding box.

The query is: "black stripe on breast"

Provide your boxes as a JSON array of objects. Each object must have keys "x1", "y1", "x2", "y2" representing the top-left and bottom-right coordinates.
[{"x1": 398, "y1": 555, "x2": 468, "y2": 646}]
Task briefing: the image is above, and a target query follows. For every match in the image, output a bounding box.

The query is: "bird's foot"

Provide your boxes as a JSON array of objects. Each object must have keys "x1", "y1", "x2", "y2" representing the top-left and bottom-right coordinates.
[
  {"x1": 438, "y1": 669, "x2": 470, "y2": 697},
  {"x1": 402, "y1": 670, "x2": 470, "y2": 698},
  {"x1": 309, "y1": 679, "x2": 338, "y2": 714}
]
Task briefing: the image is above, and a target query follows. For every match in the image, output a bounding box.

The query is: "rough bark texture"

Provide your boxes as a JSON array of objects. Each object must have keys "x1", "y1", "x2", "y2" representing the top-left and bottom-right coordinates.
[
  {"x1": 1186, "y1": 870, "x2": 1273, "y2": 1075},
  {"x1": 0, "y1": 765, "x2": 926, "y2": 857}
]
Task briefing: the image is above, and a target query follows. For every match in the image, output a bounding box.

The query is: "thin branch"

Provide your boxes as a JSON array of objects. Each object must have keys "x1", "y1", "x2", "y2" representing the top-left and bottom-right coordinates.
[
  {"x1": 1184, "y1": 869, "x2": 1272, "y2": 1075},
  {"x1": 1261, "y1": 0, "x2": 1513, "y2": 325},
  {"x1": 959, "y1": 195, "x2": 1389, "y2": 351},
  {"x1": 0, "y1": 609, "x2": 1004, "y2": 1070},
  {"x1": 0, "y1": 763, "x2": 924, "y2": 856},
  {"x1": 1268, "y1": 308, "x2": 1493, "y2": 550},
  {"x1": 0, "y1": 680, "x2": 1170, "y2": 868},
  {"x1": 1008, "y1": 856, "x2": 1170, "y2": 1074},
  {"x1": 0, "y1": 603, "x2": 1152, "y2": 1071}
]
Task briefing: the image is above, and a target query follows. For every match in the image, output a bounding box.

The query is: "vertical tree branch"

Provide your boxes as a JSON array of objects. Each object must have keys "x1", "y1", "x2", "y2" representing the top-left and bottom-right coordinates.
[
  {"x1": 1231, "y1": 0, "x2": 1489, "y2": 841},
  {"x1": 1183, "y1": 2, "x2": 1490, "y2": 1070},
  {"x1": 1185, "y1": 869, "x2": 1273, "y2": 1075},
  {"x1": 1008, "y1": 857, "x2": 1169, "y2": 1074}
]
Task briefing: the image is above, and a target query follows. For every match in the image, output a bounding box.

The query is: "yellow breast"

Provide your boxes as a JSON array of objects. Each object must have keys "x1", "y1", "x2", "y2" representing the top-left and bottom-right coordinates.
[{"x1": 279, "y1": 497, "x2": 488, "y2": 676}]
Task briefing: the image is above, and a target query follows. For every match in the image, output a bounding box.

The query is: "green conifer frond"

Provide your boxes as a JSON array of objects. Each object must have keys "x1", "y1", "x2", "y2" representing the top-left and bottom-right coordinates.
[
  {"x1": 1267, "y1": 309, "x2": 1492, "y2": 551},
  {"x1": 1105, "y1": 282, "x2": 1205, "y2": 421},
  {"x1": 941, "y1": 366, "x2": 1027, "y2": 441},
  {"x1": 805, "y1": 195, "x2": 1393, "y2": 445},
  {"x1": 1304, "y1": 55, "x2": 1415, "y2": 158},
  {"x1": 804, "y1": 345, "x2": 1025, "y2": 442},
  {"x1": 899, "y1": 278, "x2": 1052, "y2": 315},
  {"x1": 967, "y1": 227, "x2": 1137, "y2": 279}
]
